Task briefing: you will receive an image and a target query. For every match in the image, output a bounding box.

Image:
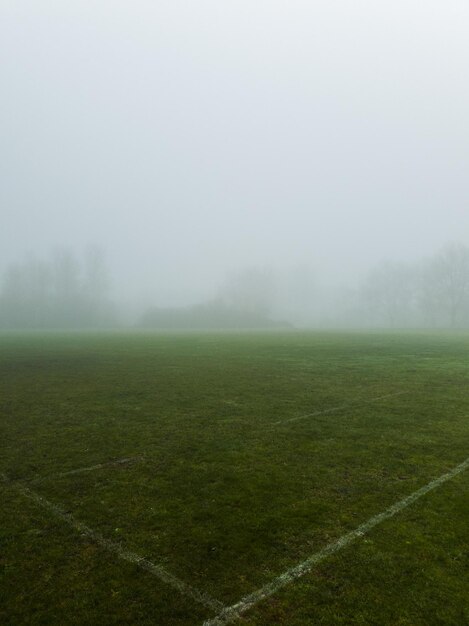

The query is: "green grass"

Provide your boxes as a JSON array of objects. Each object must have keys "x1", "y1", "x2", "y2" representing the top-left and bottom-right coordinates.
[{"x1": 1, "y1": 330, "x2": 468, "y2": 625}]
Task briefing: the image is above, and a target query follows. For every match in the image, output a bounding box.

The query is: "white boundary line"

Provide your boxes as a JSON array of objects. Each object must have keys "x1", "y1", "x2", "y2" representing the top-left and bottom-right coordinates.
[
  {"x1": 30, "y1": 456, "x2": 142, "y2": 483},
  {"x1": 202, "y1": 455, "x2": 469, "y2": 625},
  {"x1": 1, "y1": 474, "x2": 223, "y2": 613},
  {"x1": 272, "y1": 391, "x2": 408, "y2": 426}
]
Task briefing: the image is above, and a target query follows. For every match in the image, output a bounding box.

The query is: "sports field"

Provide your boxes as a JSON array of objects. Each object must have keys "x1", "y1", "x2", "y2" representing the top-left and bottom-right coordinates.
[{"x1": 1, "y1": 331, "x2": 468, "y2": 625}]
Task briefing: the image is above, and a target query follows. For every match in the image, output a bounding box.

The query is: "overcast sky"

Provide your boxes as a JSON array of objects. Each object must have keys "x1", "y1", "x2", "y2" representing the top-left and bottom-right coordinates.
[{"x1": 2, "y1": 0, "x2": 469, "y2": 305}]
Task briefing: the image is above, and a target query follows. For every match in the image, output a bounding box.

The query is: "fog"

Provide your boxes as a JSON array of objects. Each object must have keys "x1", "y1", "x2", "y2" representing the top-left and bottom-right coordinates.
[{"x1": 2, "y1": 1, "x2": 469, "y2": 328}]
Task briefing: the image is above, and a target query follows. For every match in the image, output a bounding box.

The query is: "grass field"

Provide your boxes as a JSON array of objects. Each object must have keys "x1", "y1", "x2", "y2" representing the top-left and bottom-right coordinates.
[{"x1": 1, "y1": 331, "x2": 468, "y2": 625}]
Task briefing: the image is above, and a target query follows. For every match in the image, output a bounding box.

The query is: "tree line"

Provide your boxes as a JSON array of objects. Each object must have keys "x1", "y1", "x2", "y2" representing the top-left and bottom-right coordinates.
[
  {"x1": 1, "y1": 241, "x2": 468, "y2": 329},
  {"x1": 0, "y1": 246, "x2": 114, "y2": 329},
  {"x1": 356, "y1": 242, "x2": 469, "y2": 328},
  {"x1": 215, "y1": 242, "x2": 469, "y2": 329}
]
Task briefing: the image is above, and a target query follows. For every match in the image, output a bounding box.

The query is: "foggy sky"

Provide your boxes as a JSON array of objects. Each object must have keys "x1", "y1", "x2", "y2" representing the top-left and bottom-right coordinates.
[{"x1": 2, "y1": 0, "x2": 469, "y2": 306}]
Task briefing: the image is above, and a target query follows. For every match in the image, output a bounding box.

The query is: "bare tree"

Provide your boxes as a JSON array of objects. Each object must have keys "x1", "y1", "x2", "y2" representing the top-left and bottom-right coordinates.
[
  {"x1": 221, "y1": 267, "x2": 276, "y2": 317},
  {"x1": 421, "y1": 242, "x2": 469, "y2": 327},
  {"x1": 0, "y1": 257, "x2": 52, "y2": 328},
  {"x1": 83, "y1": 244, "x2": 112, "y2": 325},
  {"x1": 361, "y1": 261, "x2": 417, "y2": 327},
  {"x1": 274, "y1": 265, "x2": 316, "y2": 326},
  {"x1": 0, "y1": 247, "x2": 114, "y2": 329}
]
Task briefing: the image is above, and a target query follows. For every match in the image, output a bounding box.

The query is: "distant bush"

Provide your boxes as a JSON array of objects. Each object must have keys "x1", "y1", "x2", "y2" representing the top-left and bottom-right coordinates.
[{"x1": 139, "y1": 300, "x2": 291, "y2": 330}]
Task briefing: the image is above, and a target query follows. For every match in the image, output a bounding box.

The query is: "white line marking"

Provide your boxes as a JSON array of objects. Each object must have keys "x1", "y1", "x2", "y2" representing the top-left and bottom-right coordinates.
[
  {"x1": 1, "y1": 474, "x2": 223, "y2": 613},
  {"x1": 272, "y1": 391, "x2": 408, "y2": 426},
  {"x1": 203, "y1": 455, "x2": 469, "y2": 625},
  {"x1": 30, "y1": 457, "x2": 142, "y2": 483}
]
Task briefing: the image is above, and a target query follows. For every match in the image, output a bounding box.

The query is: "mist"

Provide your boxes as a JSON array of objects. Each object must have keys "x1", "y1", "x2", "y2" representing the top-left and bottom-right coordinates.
[{"x1": 2, "y1": 1, "x2": 469, "y2": 328}]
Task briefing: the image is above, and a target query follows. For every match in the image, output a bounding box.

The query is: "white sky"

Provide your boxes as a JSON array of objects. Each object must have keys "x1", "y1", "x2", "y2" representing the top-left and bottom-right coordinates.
[{"x1": 2, "y1": 0, "x2": 469, "y2": 304}]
